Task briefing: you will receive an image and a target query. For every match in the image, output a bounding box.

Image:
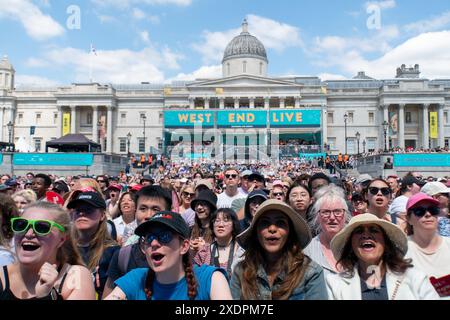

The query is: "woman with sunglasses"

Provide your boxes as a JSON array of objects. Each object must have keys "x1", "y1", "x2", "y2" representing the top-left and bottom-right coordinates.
[
  {"x1": 193, "y1": 208, "x2": 245, "y2": 278},
  {"x1": 190, "y1": 190, "x2": 217, "y2": 253},
  {"x1": 404, "y1": 193, "x2": 450, "y2": 294},
  {"x1": 231, "y1": 199, "x2": 328, "y2": 300},
  {"x1": 105, "y1": 211, "x2": 232, "y2": 300},
  {"x1": 364, "y1": 179, "x2": 393, "y2": 221},
  {"x1": 178, "y1": 185, "x2": 195, "y2": 215},
  {"x1": 326, "y1": 213, "x2": 439, "y2": 300},
  {"x1": 66, "y1": 188, "x2": 119, "y2": 298},
  {"x1": 0, "y1": 202, "x2": 95, "y2": 300}
]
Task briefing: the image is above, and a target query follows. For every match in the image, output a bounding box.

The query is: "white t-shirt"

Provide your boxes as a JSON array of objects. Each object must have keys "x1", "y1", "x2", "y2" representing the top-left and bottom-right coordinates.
[
  {"x1": 406, "y1": 236, "x2": 450, "y2": 279},
  {"x1": 217, "y1": 190, "x2": 246, "y2": 209},
  {"x1": 113, "y1": 216, "x2": 137, "y2": 239},
  {"x1": 388, "y1": 195, "x2": 409, "y2": 216}
]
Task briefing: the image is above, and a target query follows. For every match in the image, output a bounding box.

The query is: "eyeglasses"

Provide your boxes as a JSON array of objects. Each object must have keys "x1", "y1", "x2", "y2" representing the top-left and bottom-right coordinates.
[
  {"x1": 409, "y1": 206, "x2": 440, "y2": 217},
  {"x1": 213, "y1": 218, "x2": 232, "y2": 225},
  {"x1": 141, "y1": 230, "x2": 173, "y2": 246},
  {"x1": 368, "y1": 187, "x2": 391, "y2": 196},
  {"x1": 318, "y1": 209, "x2": 346, "y2": 218},
  {"x1": 225, "y1": 174, "x2": 238, "y2": 179},
  {"x1": 273, "y1": 192, "x2": 284, "y2": 197},
  {"x1": 11, "y1": 217, "x2": 65, "y2": 236},
  {"x1": 97, "y1": 180, "x2": 106, "y2": 183},
  {"x1": 182, "y1": 192, "x2": 195, "y2": 198}
]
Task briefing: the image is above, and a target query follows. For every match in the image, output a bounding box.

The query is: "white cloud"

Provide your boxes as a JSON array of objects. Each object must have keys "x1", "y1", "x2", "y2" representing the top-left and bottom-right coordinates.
[
  {"x1": 91, "y1": 0, "x2": 191, "y2": 8},
  {"x1": 28, "y1": 45, "x2": 185, "y2": 84},
  {"x1": 140, "y1": 30, "x2": 151, "y2": 43},
  {"x1": 193, "y1": 14, "x2": 302, "y2": 64},
  {"x1": 365, "y1": 0, "x2": 396, "y2": 10},
  {"x1": 15, "y1": 74, "x2": 59, "y2": 87},
  {"x1": 97, "y1": 14, "x2": 118, "y2": 24},
  {"x1": 131, "y1": 7, "x2": 160, "y2": 24},
  {"x1": 171, "y1": 65, "x2": 222, "y2": 81},
  {"x1": 0, "y1": 0, "x2": 64, "y2": 41},
  {"x1": 318, "y1": 73, "x2": 348, "y2": 81},
  {"x1": 404, "y1": 11, "x2": 450, "y2": 34},
  {"x1": 25, "y1": 57, "x2": 49, "y2": 68}
]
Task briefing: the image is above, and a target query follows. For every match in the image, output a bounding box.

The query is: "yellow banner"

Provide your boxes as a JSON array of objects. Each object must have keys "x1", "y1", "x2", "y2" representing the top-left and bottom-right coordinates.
[
  {"x1": 215, "y1": 88, "x2": 224, "y2": 95},
  {"x1": 164, "y1": 87, "x2": 172, "y2": 96},
  {"x1": 62, "y1": 112, "x2": 71, "y2": 136},
  {"x1": 430, "y1": 112, "x2": 438, "y2": 138}
]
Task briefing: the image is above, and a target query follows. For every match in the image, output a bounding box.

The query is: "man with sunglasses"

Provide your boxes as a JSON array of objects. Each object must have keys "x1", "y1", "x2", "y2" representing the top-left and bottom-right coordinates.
[
  {"x1": 421, "y1": 181, "x2": 450, "y2": 238},
  {"x1": 405, "y1": 192, "x2": 450, "y2": 296},
  {"x1": 217, "y1": 167, "x2": 246, "y2": 209},
  {"x1": 96, "y1": 175, "x2": 110, "y2": 194}
]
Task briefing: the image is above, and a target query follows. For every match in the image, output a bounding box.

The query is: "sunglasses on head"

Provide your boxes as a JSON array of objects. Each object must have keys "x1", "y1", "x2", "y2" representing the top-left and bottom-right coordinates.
[
  {"x1": 368, "y1": 187, "x2": 391, "y2": 196},
  {"x1": 11, "y1": 217, "x2": 65, "y2": 236},
  {"x1": 409, "y1": 206, "x2": 440, "y2": 217},
  {"x1": 141, "y1": 229, "x2": 174, "y2": 246}
]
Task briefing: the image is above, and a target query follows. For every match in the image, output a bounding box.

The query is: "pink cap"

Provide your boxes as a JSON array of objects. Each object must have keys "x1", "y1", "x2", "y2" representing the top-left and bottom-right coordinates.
[
  {"x1": 272, "y1": 180, "x2": 284, "y2": 188},
  {"x1": 406, "y1": 192, "x2": 440, "y2": 210},
  {"x1": 131, "y1": 184, "x2": 143, "y2": 192}
]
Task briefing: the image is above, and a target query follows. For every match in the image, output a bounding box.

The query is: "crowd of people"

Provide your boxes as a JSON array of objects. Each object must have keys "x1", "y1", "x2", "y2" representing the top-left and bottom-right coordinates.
[{"x1": 0, "y1": 161, "x2": 449, "y2": 300}]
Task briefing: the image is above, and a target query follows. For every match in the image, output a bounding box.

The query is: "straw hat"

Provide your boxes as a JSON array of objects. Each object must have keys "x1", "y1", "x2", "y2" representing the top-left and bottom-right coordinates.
[
  {"x1": 330, "y1": 213, "x2": 408, "y2": 261},
  {"x1": 237, "y1": 199, "x2": 312, "y2": 250}
]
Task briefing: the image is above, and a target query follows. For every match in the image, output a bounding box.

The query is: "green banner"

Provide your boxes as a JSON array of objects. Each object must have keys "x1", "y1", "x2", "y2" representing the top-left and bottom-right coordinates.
[
  {"x1": 14, "y1": 153, "x2": 94, "y2": 166},
  {"x1": 270, "y1": 109, "x2": 321, "y2": 127}
]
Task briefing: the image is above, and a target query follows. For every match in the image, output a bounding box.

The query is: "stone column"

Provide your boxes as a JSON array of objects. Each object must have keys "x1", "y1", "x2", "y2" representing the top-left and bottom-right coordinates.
[
  {"x1": 234, "y1": 97, "x2": 239, "y2": 109},
  {"x1": 249, "y1": 97, "x2": 255, "y2": 109},
  {"x1": 189, "y1": 98, "x2": 195, "y2": 109},
  {"x1": 106, "y1": 106, "x2": 113, "y2": 153},
  {"x1": 204, "y1": 97, "x2": 210, "y2": 109},
  {"x1": 439, "y1": 104, "x2": 445, "y2": 148},
  {"x1": 219, "y1": 98, "x2": 225, "y2": 109},
  {"x1": 279, "y1": 97, "x2": 285, "y2": 109},
  {"x1": 322, "y1": 106, "x2": 328, "y2": 151},
  {"x1": 383, "y1": 104, "x2": 389, "y2": 124},
  {"x1": 422, "y1": 104, "x2": 429, "y2": 149},
  {"x1": 0, "y1": 106, "x2": 4, "y2": 142},
  {"x1": 92, "y1": 105, "x2": 98, "y2": 143},
  {"x1": 398, "y1": 104, "x2": 405, "y2": 149},
  {"x1": 264, "y1": 97, "x2": 270, "y2": 109},
  {"x1": 56, "y1": 106, "x2": 63, "y2": 137},
  {"x1": 70, "y1": 105, "x2": 77, "y2": 134},
  {"x1": 295, "y1": 97, "x2": 301, "y2": 108}
]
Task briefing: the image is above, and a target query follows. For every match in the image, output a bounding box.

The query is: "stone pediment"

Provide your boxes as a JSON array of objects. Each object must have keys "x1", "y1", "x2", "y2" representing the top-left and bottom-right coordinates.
[{"x1": 188, "y1": 75, "x2": 301, "y2": 88}]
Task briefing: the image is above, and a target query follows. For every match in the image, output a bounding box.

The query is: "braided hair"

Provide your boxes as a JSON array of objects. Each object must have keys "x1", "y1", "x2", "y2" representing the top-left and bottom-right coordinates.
[{"x1": 144, "y1": 242, "x2": 198, "y2": 300}]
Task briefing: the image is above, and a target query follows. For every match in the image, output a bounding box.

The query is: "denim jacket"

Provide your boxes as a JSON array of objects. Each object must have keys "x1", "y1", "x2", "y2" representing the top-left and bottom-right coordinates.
[{"x1": 230, "y1": 259, "x2": 328, "y2": 300}]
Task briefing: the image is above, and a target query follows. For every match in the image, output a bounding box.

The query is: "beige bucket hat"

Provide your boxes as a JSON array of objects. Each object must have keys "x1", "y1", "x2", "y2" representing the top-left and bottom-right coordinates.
[
  {"x1": 237, "y1": 199, "x2": 312, "y2": 250},
  {"x1": 330, "y1": 213, "x2": 408, "y2": 261}
]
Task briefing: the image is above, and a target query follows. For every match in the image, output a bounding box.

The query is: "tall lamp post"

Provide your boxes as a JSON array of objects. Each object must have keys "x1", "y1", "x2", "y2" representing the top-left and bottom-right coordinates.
[
  {"x1": 363, "y1": 139, "x2": 366, "y2": 154},
  {"x1": 142, "y1": 114, "x2": 147, "y2": 153},
  {"x1": 7, "y1": 121, "x2": 13, "y2": 144},
  {"x1": 344, "y1": 113, "x2": 348, "y2": 155},
  {"x1": 382, "y1": 121, "x2": 389, "y2": 152},
  {"x1": 127, "y1": 132, "x2": 132, "y2": 157},
  {"x1": 355, "y1": 131, "x2": 361, "y2": 156}
]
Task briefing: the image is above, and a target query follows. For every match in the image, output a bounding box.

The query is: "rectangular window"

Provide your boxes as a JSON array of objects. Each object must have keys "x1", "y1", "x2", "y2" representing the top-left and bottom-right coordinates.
[
  {"x1": 328, "y1": 137, "x2": 336, "y2": 150},
  {"x1": 348, "y1": 112, "x2": 354, "y2": 124},
  {"x1": 120, "y1": 113, "x2": 126, "y2": 124},
  {"x1": 347, "y1": 138, "x2": 355, "y2": 154},
  {"x1": 369, "y1": 112, "x2": 374, "y2": 124},
  {"x1": 87, "y1": 112, "x2": 93, "y2": 125},
  {"x1": 36, "y1": 113, "x2": 42, "y2": 124},
  {"x1": 138, "y1": 138, "x2": 145, "y2": 153},
  {"x1": 53, "y1": 113, "x2": 58, "y2": 125},
  {"x1": 406, "y1": 112, "x2": 412, "y2": 124},
  {"x1": 327, "y1": 112, "x2": 334, "y2": 124},
  {"x1": 17, "y1": 113, "x2": 23, "y2": 124},
  {"x1": 119, "y1": 138, "x2": 126, "y2": 153},
  {"x1": 367, "y1": 138, "x2": 376, "y2": 152},
  {"x1": 445, "y1": 112, "x2": 448, "y2": 124},
  {"x1": 34, "y1": 139, "x2": 42, "y2": 152}
]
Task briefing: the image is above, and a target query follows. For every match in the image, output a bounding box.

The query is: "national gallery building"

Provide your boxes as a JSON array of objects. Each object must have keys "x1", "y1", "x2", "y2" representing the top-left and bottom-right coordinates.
[{"x1": 1, "y1": 21, "x2": 450, "y2": 159}]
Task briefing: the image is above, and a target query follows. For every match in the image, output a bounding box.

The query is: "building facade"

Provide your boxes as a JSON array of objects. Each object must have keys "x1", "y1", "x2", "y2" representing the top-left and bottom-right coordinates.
[{"x1": 1, "y1": 20, "x2": 450, "y2": 157}]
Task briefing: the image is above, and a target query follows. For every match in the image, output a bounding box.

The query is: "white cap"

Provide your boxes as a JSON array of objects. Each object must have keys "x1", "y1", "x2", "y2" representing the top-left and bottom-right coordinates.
[{"x1": 421, "y1": 181, "x2": 450, "y2": 196}]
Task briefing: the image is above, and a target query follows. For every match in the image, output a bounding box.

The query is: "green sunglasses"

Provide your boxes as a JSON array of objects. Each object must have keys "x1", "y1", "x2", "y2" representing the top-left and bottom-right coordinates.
[{"x1": 11, "y1": 217, "x2": 65, "y2": 236}]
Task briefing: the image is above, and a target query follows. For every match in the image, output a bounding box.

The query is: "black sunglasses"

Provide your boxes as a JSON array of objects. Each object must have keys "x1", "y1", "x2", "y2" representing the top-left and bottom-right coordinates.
[
  {"x1": 368, "y1": 187, "x2": 391, "y2": 196},
  {"x1": 409, "y1": 206, "x2": 440, "y2": 217},
  {"x1": 225, "y1": 174, "x2": 238, "y2": 179}
]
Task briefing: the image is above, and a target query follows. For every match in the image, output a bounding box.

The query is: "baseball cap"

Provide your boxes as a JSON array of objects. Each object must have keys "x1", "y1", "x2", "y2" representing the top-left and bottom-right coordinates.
[
  {"x1": 248, "y1": 171, "x2": 265, "y2": 182},
  {"x1": 195, "y1": 179, "x2": 213, "y2": 191},
  {"x1": 355, "y1": 174, "x2": 372, "y2": 185},
  {"x1": 5, "y1": 179, "x2": 18, "y2": 187},
  {"x1": 406, "y1": 192, "x2": 440, "y2": 211},
  {"x1": 420, "y1": 182, "x2": 450, "y2": 197},
  {"x1": 240, "y1": 170, "x2": 253, "y2": 178},
  {"x1": 401, "y1": 175, "x2": 426, "y2": 187},
  {"x1": 45, "y1": 191, "x2": 64, "y2": 205},
  {"x1": 108, "y1": 184, "x2": 122, "y2": 192},
  {"x1": 67, "y1": 190, "x2": 106, "y2": 209},
  {"x1": 272, "y1": 180, "x2": 284, "y2": 188},
  {"x1": 135, "y1": 211, "x2": 190, "y2": 239},
  {"x1": 130, "y1": 184, "x2": 143, "y2": 192}
]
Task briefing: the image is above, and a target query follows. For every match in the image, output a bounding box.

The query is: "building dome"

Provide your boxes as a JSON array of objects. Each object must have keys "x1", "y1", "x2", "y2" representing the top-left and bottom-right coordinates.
[{"x1": 222, "y1": 20, "x2": 268, "y2": 63}]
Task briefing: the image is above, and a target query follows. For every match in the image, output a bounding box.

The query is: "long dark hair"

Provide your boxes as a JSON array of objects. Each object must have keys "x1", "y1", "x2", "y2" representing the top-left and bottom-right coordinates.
[
  {"x1": 143, "y1": 240, "x2": 198, "y2": 300},
  {"x1": 337, "y1": 227, "x2": 413, "y2": 277},
  {"x1": 0, "y1": 194, "x2": 19, "y2": 240},
  {"x1": 239, "y1": 218, "x2": 311, "y2": 300}
]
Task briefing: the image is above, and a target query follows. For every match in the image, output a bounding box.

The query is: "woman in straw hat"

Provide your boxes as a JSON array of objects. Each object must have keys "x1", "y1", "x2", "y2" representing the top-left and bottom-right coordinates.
[
  {"x1": 230, "y1": 199, "x2": 328, "y2": 300},
  {"x1": 326, "y1": 213, "x2": 439, "y2": 300}
]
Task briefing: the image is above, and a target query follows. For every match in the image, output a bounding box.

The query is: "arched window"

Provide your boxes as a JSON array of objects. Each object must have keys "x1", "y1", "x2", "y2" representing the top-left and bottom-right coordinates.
[
  {"x1": 227, "y1": 63, "x2": 230, "y2": 76},
  {"x1": 260, "y1": 62, "x2": 263, "y2": 75},
  {"x1": 243, "y1": 61, "x2": 247, "y2": 73}
]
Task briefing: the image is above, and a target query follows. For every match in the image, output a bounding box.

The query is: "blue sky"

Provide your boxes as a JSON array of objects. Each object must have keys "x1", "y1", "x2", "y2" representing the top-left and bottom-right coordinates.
[{"x1": 1, "y1": 0, "x2": 450, "y2": 86}]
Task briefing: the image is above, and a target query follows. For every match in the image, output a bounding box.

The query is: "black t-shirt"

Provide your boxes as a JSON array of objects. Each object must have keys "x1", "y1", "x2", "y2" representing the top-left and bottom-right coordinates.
[{"x1": 107, "y1": 243, "x2": 148, "y2": 283}]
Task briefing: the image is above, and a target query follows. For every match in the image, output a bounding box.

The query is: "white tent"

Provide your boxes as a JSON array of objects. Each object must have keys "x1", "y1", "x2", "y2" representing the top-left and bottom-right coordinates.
[{"x1": 15, "y1": 136, "x2": 34, "y2": 152}]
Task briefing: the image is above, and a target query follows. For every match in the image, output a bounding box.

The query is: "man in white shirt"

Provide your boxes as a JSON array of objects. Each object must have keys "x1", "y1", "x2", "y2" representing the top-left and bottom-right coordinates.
[{"x1": 217, "y1": 167, "x2": 246, "y2": 209}]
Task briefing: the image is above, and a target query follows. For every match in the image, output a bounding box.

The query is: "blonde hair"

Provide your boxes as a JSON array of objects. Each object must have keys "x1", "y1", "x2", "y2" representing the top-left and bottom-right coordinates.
[
  {"x1": 22, "y1": 202, "x2": 84, "y2": 266},
  {"x1": 12, "y1": 189, "x2": 37, "y2": 204},
  {"x1": 64, "y1": 178, "x2": 103, "y2": 208}
]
